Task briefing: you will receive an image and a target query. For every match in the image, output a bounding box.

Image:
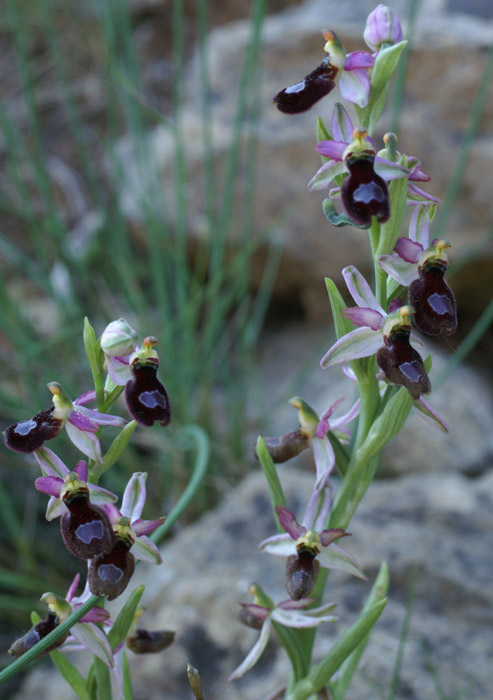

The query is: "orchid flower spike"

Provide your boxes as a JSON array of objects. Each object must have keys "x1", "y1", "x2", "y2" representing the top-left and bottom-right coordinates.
[
  {"x1": 4, "y1": 384, "x2": 126, "y2": 463},
  {"x1": 229, "y1": 583, "x2": 337, "y2": 681}
]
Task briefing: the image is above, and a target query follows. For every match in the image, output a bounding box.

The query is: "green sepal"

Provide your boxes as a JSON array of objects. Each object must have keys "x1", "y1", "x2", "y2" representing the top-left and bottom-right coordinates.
[
  {"x1": 102, "y1": 384, "x2": 124, "y2": 414},
  {"x1": 256, "y1": 436, "x2": 287, "y2": 533},
  {"x1": 50, "y1": 649, "x2": 92, "y2": 700},
  {"x1": 331, "y1": 562, "x2": 389, "y2": 700},
  {"x1": 92, "y1": 421, "x2": 137, "y2": 480},
  {"x1": 356, "y1": 386, "x2": 413, "y2": 464},
  {"x1": 286, "y1": 598, "x2": 387, "y2": 700},
  {"x1": 324, "y1": 278, "x2": 353, "y2": 340},
  {"x1": 322, "y1": 199, "x2": 370, "y2": 229},
  {"x1": 108, "y1": 585, "x2": 145, "y2": 649},
  {"x1": 368, "y1": 85, "x2": 389, "y2": 135}
]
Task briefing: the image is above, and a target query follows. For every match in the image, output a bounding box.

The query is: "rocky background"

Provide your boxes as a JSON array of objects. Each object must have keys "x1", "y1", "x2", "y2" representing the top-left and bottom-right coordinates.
[{"x1": 9, "y1": 0, "x2": 493, "y2": 698}]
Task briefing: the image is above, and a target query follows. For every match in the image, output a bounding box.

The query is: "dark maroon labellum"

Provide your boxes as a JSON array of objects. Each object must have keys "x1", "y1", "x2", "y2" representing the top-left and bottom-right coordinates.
[
  {"x1": 286, "y1": 552, "x2": 320, "y2": 600},
  {"x1": 260, "y1": 429, "x2": 311, "y2": 463},
  {"x1": 273, "y1": 59, "x2": 338, "y2": 114},
  {"x1": 8, "y1": 611, "x2": 67, "y2": 658},
  {"x1": 125, "y1": 360, "x2": 171, "y2": 427},
  {"x1": 341, "y1": 155, "x2": 390, "y2": 227},
  {"x1": 376, "y1": 328, "x2": 431, "y2": 400},
  {"x1": 4, "y1": 407, "x2": 63, "y2": 454},
  {"x1": 89, "y1": 539, "x2": 135, "y2": 601},
  {"x1": 60, "y1": 491, "x2": 116, "y2": 560},
  {"x1": 238, "y1": 606, "x2": 264, "y2": 630},
  {"x1": 409, "y1": 261, "x2": 457, "y2": 336},
  {"x1": 126, "y1": 628, "x2": 175, "y2": 654}
]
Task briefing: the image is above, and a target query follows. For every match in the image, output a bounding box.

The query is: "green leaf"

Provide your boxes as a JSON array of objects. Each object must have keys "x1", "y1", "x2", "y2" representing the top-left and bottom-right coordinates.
[
  {"x1": 107, "y1": 585, "x2": 145, "y2": 649},
  {"x1": 356, "y1": 387, "x2": 413, "y2": 464},
  {"x1": 94, "y1": 656, "x2": 111, "y2": 700},
  {"x1": 255, "y1": 436, "x2": 287, "y2": 533},
  {"x1": 50, "y1": 649, "x2": 92, "y2": 700},
  {"x1": 322, "y1": 199, "x2": 370, "y2": 229},
  {"x1": 83, "y1": 317, "x2": 104, "y2": 380},
  {"x1": 324, "y1": 277, "x2": 352, "y2": 340},
  {"x1": 376, "y1": 173, "x2": 409, "y2": 257},
  {"x1": 332, "y1": 562, "x2": 390, "y2": 700},
  {"x1": 287, "y1": 598, "x2": 387, "y2": 700},
  {"x1": 123, "y1": 650, "x2": 133, "y2": 700},
  {"x1": 92, "y1": 420, "x2": 138, "y2": 479}
]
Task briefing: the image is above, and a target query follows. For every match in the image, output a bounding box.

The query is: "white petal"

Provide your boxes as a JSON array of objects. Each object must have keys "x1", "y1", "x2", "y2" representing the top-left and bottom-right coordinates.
[
  {"x1": 228, "y1": 618, "x2": 272, "y2": 681},
  {"x1": 343, "y1": 266, "x2": 385, "y2": 314},
  {"x1": 131, "y1": 535, "x2": 162, "y2": 565},
  {"x1": 312, "y1": 437, "x2": 335, "y2": 488},
  {"x1": 318, "y1": 544, "x2": 366, "y2": 580},
  {"x1": 121, "y1": 472, "x2": 147, "y2": 521},
  {"x1": 259, "y1": 535, "x2": 297, "y2": 558},
  {"x1": 378, "y1": 254, "x2": 418, "y2": 286},
  {"x1": 72, "y1": 623, "x2": 114, "y2": 667},
  {"x1": 272, "y1": 607, "x2": 336, "y2": 628},
  {"x1": 321, "y1": 327, "x2": 383, "y2": 368},
  {"x1": 65, "y1": 422, "x2": 102, "y2": 463}
]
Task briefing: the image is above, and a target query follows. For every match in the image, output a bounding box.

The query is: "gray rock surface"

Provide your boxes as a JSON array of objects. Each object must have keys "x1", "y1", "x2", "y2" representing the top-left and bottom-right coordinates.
[{"x1": 15, "y1": 467, "x2": 493, "y2": 700}]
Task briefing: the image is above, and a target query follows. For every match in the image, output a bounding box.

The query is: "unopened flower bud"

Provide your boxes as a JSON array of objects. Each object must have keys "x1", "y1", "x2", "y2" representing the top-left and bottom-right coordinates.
[
  {"x1": 8, "y1": 611, "x2": 67, "y2": 658},
  {"x1": 187, "y1": 664, "x2": 204, "y2": 700},
  {"x1": 286, "y1": 553, "x2": 320, "y2": 600},
  {"x1": 126, "y1": 628, "x2": 175, "y2": 654},
  {"x1": 101, "y1": 318, "x2": 138, "y2": 357},
  {"x1": 364, "y1": 4, "x2": 403, "y2": 52},
  {"x1": 60, "y1": 478, "x2": 116, "y2": 560}
]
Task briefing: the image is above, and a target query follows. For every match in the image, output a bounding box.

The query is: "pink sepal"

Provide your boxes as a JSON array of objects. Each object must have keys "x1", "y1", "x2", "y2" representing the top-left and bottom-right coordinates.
[
  {"x1": 394, "y1": 236, "x2": 422, "y2": 263},
  {"x1": 274, "y1": 506, "x2": 305, "y2": 540},
  {"x1": 132, "y1": 516, "x2": 166, "y2": 536},
  {"x1": 342, "y1": 307, "x2": 384, "y2": 330},
  {"x1": 74, "y1": 390, "x2": 97, "y2": 406},
  {"x1": 35, "y1": 476, "x2": 63, "y2": 497},
  {"x1": 344, "y1": 51, "x2": 375, "y2": 70},
  {"x1": 68, "y1": 410, "x2": 99, "y2": 433}
]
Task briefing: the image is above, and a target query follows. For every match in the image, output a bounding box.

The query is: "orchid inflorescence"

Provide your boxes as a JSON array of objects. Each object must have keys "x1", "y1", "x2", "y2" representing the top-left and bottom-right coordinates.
[
  {"x1": 3, "y1": 318, "x2": 174, "y2": 697},
  {"x1": 231, "y1": 4, "x2": 457, "y2": 697},
  {"x1": 2, "y1": 5, "x2": 458, "y2": 700}
]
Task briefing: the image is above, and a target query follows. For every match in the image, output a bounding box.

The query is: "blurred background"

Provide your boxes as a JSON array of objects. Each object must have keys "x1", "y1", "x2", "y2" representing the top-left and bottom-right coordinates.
[{"x1": 0, "y1": 0, "x2": 492, "y2": 696}]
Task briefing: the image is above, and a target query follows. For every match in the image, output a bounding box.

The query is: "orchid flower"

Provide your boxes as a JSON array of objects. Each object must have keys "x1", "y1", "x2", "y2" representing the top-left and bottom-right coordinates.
[
  {"x1": 364, "y1": 5, "x2": 403, "y2": 52},
  {"x1": 321, "y1": 265, "x2": 431, "y2": 400},
  {"x1": 259, "y1": 487, "x2": 366, "y2": 600},
  {"x1": 309, "y1": 104, "x2": 437, "y2": 210},
  {"x1": 378, "y1": 206, "x2": 457, "y2": 335},
  {"x1": 228, "y1": 584, "x2": 337, "y2": 681},
  {"x1": 40, "y1": 574, "x2": 114, "y2": 668},
  {"x1": 4, "y1": 384, "x2": 126, "y2": 463},
  {"x1": 34, "y1": 447, "x2": 117, "y2": 521},
  {"x1": 101, "y1": 471, "x2": 165, "y2": 565},
  {"x1": 262, "y1": 395, "x2": 360, "y2": 488}
]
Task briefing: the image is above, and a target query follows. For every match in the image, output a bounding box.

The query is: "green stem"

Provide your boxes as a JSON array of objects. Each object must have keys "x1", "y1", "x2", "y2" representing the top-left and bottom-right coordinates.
[{"x1": 0, "y1": 596, "x2": 103, "y2": 685}]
